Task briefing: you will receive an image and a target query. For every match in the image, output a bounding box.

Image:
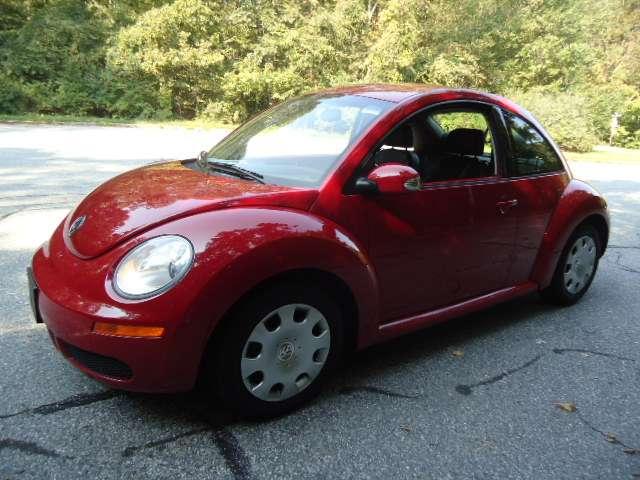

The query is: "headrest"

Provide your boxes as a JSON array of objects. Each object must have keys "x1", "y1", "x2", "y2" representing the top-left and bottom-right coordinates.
[
  {"x1": 374, "y1": 148, "x2": 410, "y2": 165},
  {"x1": 444, "y1": 128, "x2": 485, "y2": 156},
  {"x1": 408, "y1": 121, "x2": 437, "y2": 155},
  {"x1": 384, "y1": 124, "x2": 413, "y2": 149}
]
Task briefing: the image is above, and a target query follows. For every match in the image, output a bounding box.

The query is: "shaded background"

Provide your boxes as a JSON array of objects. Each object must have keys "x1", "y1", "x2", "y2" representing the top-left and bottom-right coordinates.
[{"x1": 1, "y1": 0, "x2": 640, "y2": 152}]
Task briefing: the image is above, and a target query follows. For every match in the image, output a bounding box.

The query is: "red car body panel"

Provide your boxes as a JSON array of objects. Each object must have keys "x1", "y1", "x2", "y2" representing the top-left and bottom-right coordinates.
[
  {"x1": 34, "y1": 206, "x2": 376, "y2": 391},
  {"x1": 31, "y1": 85, "x2": 609, "y2": 392},
  {"x1": 65, "y1": 161, "x2": 318, "y2": 258},
  {"x1": 530, "y1": 179, "x2": 609, "y2": 287}
]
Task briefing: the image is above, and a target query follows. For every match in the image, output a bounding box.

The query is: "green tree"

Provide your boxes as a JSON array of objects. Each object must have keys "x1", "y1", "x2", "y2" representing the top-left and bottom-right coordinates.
[
  {"x1": 108, "y1": 0, "x2": 257, "y2": 118},
  {"x1": 1, "y1": 0, "x2": 639, "y2": 150}
]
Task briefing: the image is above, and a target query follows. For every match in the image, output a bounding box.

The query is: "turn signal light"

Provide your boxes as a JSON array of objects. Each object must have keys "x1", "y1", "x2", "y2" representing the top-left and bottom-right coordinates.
[{"x1": 93, "y1": 322, "x2": 165, "y2": 338}]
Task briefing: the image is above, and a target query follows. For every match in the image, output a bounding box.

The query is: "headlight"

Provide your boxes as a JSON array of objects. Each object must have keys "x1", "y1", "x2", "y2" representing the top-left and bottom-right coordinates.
[{"x1": 113, "y1": 235, "x2": 194, "y2": 300}]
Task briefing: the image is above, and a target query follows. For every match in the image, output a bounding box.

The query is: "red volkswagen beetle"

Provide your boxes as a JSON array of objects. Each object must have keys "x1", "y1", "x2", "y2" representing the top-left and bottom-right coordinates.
[{"x1": 29, "y1": 85, "x2": 609, "y2": 417}]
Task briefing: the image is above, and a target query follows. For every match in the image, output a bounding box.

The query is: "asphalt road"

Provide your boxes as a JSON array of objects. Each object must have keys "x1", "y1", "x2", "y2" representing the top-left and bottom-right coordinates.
[{"x1": 1, "y1": 123, "x2": 639, "y2": 480}]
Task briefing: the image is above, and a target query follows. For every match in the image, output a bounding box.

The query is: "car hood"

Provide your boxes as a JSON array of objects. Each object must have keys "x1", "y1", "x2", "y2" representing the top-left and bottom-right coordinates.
[{"x1": 63, "y1": 160, "x2": 318, "y2": 259}]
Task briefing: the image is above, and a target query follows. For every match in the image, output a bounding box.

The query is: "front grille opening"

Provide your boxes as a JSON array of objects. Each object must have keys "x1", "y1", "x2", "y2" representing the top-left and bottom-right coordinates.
[{"x1": 59, "y1": 340, "x2": 133, "y2": 380}]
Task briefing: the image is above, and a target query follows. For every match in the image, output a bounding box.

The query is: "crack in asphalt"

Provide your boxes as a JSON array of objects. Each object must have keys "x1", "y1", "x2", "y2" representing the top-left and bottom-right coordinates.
[
  {"x1": 0, "y1": 438, "x2": 73, "y2": 460},
  {"x1": 455, "y1": 354, "x2": 543, "y2": 395},
  {"x1": 608, "y1": 245, "x2": 640, "y2": 250},
  {"x1": 0, "y1": 209, "x2": 24, "y2": 222},
  {"x1": 454, "y1": 346, "x2": 637, "y2": 396},
  {"x1": 119, "y1": 403, "x2": 253, "y2": 479},
  {"x1": 611, "y1": 252, "x2": 640, "y2": 274},
  {"x1": 1, "y1": 345, "x2": 635, "y2": 476},
  {"x1": 552, "y1": 348, "x2": 636, "y2": 362},
  {"x1": 575, "y1": 411, "x2": 640, "y2": 454},
  {"x1": 454, "y1": 348, "x2": 640, "y2": 456},
  {"x1": 199, "y1": 408, "x2": 254, "y2": 480},
  {"x1": 0, "y1": 390, "x2": 121, "y2": 419},
  {"x1": 121, "y1": 427, "x2": 211, "y2": 458},
  {"x1": 213, "y1": 428, "x2": 254, "y2": 480},
  {"x1": 339, "y1": 385, "x2": 421, "y2": 399},
  {"x1": 0, "y1": 202, "x2": 75, "y2": 218}
]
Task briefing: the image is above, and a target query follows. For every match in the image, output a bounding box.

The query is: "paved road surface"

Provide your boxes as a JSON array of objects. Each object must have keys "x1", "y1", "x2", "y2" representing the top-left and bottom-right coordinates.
[{"x1": 1, "y1": 124, "x2": 639, "y2": 479}]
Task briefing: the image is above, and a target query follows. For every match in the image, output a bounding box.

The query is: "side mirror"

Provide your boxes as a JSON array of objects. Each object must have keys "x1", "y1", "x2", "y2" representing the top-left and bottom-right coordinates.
[{"x1": 357, "y1": 163, "x2": 421, "y2": 195}]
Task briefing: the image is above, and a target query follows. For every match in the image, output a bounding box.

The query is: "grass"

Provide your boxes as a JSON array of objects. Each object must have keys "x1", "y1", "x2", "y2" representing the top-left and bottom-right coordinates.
[
  {"x1": 0, "y1": 113, "x2": 233, "y2": 129},
  {"x1": 564, "y1": 145, "x2": 640, "y2": 164}
]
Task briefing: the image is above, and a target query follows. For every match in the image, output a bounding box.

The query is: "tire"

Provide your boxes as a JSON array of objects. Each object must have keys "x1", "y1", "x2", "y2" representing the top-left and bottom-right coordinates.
[
  {"x1": 541, "y1": 223, "x2": 601, "y2": 306},
  {"x1": 203, "y1": 282, "x2": 344, "y2": 418}
]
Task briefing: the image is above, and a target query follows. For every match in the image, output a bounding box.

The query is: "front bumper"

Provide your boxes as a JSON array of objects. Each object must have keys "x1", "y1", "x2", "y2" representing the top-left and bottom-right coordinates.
[
  {"x1": 35, "y1": 287, "x2": 174, "y2": 391},
  {"x1": 29, "y1": 229, "x2": 211, "y2": 393}
]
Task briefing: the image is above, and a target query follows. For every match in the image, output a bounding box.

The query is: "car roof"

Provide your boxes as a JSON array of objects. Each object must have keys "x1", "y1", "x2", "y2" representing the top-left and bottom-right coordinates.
[
  {"x1": 316, "y1": 84, "x2": 440, "y2": 103},
  {"x1": 315, "y1": 84, "x2": 525, "y2": 115}
]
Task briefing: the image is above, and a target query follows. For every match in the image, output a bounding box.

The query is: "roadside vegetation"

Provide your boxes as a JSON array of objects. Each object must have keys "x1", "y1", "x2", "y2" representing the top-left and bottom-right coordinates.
[
  {"x1": 0, "y1": 112, "x2": 232, "y2": 129},
  {"x1": 565, "y1": 146, "x2": 640, "y2": 164},
  {"x1": 1, "y1": 0, "x2": 639, "y2": 153}
]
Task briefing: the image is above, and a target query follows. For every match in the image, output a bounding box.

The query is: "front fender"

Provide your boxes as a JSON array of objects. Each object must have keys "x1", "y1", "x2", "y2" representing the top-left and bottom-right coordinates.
[
  {"x1": 531, "y1": 179, "x2": 609, "y2": 288},
  {"x1": 180, "y1": 207, "x2": 379, "y2": 352}
]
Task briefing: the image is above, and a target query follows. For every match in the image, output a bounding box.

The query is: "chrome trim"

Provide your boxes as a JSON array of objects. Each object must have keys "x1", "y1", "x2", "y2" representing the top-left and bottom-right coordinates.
[
  {"x1": 404, "y1": 176, "x2": 422, "y2": 191},
  {"x1": 68, "y1": 215, "x2": 86, "y2": 237}
]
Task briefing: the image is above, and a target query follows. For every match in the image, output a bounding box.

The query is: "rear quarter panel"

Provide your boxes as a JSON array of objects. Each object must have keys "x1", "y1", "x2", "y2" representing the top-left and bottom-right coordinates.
[{"x1": 531, "y1": 179, "x2": 609, "y2": 288}]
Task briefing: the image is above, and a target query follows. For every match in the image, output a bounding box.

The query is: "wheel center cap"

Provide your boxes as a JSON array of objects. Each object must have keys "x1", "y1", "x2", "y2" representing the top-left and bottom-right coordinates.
[{"x1": 277, "y1": 341, "x2": 295, "y2": 363}]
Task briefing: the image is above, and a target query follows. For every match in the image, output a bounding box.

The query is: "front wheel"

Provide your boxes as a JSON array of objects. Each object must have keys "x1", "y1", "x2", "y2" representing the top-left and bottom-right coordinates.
[
  {"x1": 204, "y1": 283, "x2": 344, "y2": 418},
  {"x1": 541, "y1": 224, "x2": 601, "y2": 305}
]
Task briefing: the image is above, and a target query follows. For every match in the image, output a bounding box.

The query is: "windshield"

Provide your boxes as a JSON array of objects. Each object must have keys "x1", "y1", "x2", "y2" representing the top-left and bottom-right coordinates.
[{"x1": 207, "y1": 93, "x2": 394, "y2": 187}]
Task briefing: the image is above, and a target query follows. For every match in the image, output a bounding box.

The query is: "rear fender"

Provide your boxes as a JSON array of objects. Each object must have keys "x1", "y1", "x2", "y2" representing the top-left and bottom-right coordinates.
[{"x1": 531, "y1": 180, "x2": 609, "y2": 288}]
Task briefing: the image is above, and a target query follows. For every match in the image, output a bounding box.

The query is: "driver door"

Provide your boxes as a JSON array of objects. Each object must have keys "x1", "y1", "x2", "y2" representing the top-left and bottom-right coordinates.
[{"x1": 360, "y1": 103, "x2": 518, "y2": 321}]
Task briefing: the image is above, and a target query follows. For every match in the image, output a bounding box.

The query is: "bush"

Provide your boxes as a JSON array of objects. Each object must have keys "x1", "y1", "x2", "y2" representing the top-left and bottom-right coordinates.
[
  {"x1": 615, "y1": 99, "x2": 640, "y2": 148},
  {"x1": 620, "y1": 99, "x2": 640, "y2": 133},
  {"x1": 108, "y1": 0, "x2": 257, "y2": 119},
  {"x1": 209, "y1": 65, "x2": 308, "y2": 123},
  {"x1": 508, "y1": 89, "x2": 598, "y2": 152},
  {"x1": 615, "y1": 127, "x2": 640, "y2": 149},
  {"x1": 581, "y1": 84, "x2": 639, "y2": 141},
  {"x1": 0, "y1": 75, "x2": 33, "y2": 114}
]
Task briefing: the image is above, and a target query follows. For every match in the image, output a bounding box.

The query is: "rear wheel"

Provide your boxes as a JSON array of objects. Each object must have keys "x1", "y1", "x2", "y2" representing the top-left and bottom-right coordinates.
[
  {"x1": 541, "y1": 224, "x2": 601, "y2": 305},
  {"x1": 204, "y1": 282, "x2": 344, "y2": 418}
]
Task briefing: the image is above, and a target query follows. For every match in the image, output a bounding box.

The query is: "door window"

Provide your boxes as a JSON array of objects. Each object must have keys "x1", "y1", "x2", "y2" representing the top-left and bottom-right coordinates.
[
  {"x1": 431, "y1": 111, "x2": 494, "y2": 157},
  {"x1": 503, "y1": 111, "x2": 563, "y2": 176},
  {"x1": 367, "y1": 107, "x2": 497, "y2": 183}
]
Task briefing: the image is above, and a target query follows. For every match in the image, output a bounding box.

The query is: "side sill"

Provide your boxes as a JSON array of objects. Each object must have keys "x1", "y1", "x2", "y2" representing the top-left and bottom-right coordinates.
[{"x1": 377, "y1": 282, "x2": 538, "y2": 343}]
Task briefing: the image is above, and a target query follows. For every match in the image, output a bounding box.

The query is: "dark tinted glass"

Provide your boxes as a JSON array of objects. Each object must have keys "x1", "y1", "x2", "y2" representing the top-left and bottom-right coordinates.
[{"x1": 504, "y1": 111, "x2": 563, "y2": 176}]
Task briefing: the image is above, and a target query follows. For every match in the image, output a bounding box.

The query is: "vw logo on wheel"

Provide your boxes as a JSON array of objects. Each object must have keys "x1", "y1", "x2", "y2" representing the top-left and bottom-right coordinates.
[
  {"x1": 68, "y1": 215, "x2": 87, "y2": 237},
  {"x1": 277, "y1": 341, "x2": 295, "y2": 363}
]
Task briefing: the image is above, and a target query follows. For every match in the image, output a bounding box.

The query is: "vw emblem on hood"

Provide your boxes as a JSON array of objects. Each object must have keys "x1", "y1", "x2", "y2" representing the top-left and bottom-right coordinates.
[{"x1": 68, "y1": 215, "x2": 87, "y2": 237}]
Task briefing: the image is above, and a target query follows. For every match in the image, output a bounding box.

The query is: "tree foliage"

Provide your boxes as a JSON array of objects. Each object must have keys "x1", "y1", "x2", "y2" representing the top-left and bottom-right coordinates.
[{"x1": 1, "y1": 0, "x2": 639, "y2": 150}]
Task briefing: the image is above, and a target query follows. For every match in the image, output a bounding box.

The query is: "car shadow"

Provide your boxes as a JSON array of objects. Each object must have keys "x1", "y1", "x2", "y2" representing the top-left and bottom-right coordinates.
[
  {"x1": 119, "y1": 292, "x2": 554, "y2": 429},
  {"x1": 346, "y1": 293, "x2": 548, "y2": 363}
]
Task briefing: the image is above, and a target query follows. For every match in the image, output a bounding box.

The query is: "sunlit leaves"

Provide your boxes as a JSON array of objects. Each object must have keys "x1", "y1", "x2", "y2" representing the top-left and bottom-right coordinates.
[{"x1": 0, "y1": 0, "x2": 639, "y2": 148}]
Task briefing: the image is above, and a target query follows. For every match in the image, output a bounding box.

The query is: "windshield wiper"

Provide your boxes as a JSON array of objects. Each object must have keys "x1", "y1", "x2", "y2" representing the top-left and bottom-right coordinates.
[
  {"x1": 208, "y1": 161, "x2": 265, "y2": 184},
  {"x1": 197, "y1": 151, "x2": 265, "y2": 184}
]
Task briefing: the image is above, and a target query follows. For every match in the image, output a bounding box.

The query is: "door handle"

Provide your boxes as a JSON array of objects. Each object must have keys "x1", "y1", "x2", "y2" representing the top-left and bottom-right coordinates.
[{"x1": 497, "y1": 199, "x2": 518, "y2": 214}]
